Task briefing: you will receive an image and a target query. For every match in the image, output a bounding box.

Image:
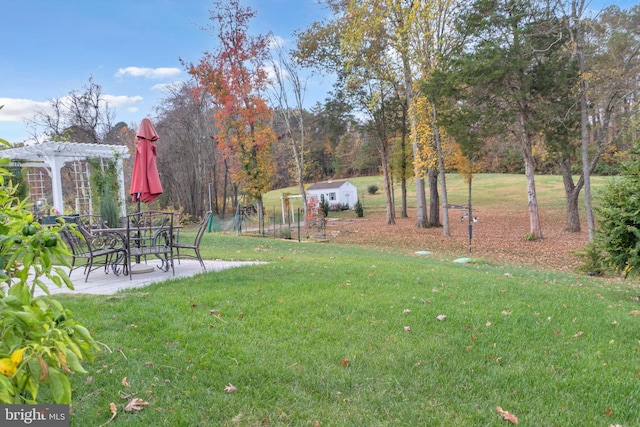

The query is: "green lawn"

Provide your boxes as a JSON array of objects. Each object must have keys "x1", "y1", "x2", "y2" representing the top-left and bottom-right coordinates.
[
  {"x1": 260, "y1": 173, "x2": 612, "y2": 221},
  {"x1": 58, "y1": 230, "x2": 640, "y2": 426}
]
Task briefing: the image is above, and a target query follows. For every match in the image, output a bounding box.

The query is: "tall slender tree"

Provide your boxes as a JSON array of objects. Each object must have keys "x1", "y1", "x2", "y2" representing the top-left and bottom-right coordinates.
[
  {"x1": 186, "y1": 0, "x2": 275, "y2": 227},
  {"x1": 451, "y1": 0, "x2": 567, "y2": 239},
  {"x1": 270, "y1": 42, "x2": 309, "y2": 219}
]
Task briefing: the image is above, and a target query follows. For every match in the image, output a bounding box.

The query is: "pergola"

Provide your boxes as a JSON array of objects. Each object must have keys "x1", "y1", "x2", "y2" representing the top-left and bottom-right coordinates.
[{"x1": 0, "y1": 142, "x2": 131, "y2": 217}]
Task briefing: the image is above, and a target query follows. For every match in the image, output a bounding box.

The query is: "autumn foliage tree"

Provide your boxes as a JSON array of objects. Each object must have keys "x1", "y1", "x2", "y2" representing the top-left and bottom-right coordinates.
[{"x1": 186, "y1": 0, "x2": 275, "y2": 225}]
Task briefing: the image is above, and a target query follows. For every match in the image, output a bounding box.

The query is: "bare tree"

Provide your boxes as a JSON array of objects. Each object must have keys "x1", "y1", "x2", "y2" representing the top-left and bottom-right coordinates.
[
  {"x1": 154, "y1": 81, "x2": 221, "y2": 218},
  {"x1": 269, "y1": 41, "x2": 309, "y2": 219},
  {"x1": 28, "y1": 76, "x2": 115, "y2": 144}
]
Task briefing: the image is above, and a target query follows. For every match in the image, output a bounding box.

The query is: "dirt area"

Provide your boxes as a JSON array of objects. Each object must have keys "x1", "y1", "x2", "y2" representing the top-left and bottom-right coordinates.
[{"x1": 323, "y1": 207, "x2": 590, "y2": 273}]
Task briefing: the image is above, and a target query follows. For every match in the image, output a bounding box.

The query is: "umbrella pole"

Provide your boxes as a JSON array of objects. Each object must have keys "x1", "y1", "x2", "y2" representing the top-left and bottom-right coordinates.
[{"x1": 130, "y1": 192, "x2": 153, "y2": 274}]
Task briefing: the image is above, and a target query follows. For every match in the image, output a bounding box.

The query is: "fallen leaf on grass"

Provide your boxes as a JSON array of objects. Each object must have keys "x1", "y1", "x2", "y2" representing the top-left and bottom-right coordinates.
[
  {"x1": 124, "y1": 398, "x2": 149, "y2": 412},
  {"x1": 403, "y1": 309, "x2": 411, "y2": 314},
  {"x1": 436, "y1": 315, "x2": 447, "y2": 321},
  {"x1": 628, "y1": 310, "x2": 640, "y2": 316},
  {"x1": 404, "y1": 326, "x2": 412, "y2": 332},
  {"x1": 496, "y1": 406, "x2": 518, "y2": 424},
  {"x1": 573, "y1": 331, "x2": 584, "y2": 338},
  {"x1": 97, "y1": 402, "x2": 117, "y2": 427},
  {"x1": 121, "y1": 377, "x2": 130, "y2": 387},
  {"x1": 224, "y1": 383, "x2": 238, "y2": 393},
  {"x1": 340, "y1": 359, "x2": 350, "y2": 367}
]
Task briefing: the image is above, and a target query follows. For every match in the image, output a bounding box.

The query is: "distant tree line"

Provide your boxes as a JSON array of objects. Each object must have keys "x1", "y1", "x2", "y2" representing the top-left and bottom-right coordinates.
[{"x1": 16, "y1": 0, "x2": 639, "y2": 242}]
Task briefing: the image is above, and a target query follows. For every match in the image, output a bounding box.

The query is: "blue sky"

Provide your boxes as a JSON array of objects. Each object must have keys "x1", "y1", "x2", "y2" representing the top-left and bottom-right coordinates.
[
  {"x1": 0, "y1": 0, "x2": 634, "y2": 144},
  {"x1": 0, "y1": 0, "x2": 331, "y2": 144}
]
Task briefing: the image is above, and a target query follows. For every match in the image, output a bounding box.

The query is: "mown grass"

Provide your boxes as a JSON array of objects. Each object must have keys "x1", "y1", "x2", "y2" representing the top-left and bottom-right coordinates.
[
  {"x1": 260, "y1": 173, "x2": 610, "y2": 220},
  {"x1": 58, "y1": 233, "x2": 640, "y2": 426}
]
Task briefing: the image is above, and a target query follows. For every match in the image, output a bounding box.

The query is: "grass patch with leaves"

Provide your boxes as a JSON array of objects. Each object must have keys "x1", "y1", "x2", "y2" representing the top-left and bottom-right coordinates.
[{"x1": 60, "y1": 235, "x2": 640, "y2": 426}]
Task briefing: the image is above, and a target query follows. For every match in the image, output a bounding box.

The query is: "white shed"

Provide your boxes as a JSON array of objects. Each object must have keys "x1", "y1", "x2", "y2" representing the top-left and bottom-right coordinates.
[{"x1": 307, "y1": 180, "x2": 358, "y2": 210}]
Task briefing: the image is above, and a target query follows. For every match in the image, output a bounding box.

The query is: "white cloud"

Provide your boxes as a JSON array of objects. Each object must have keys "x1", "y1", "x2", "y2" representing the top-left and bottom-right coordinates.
[
  {"x1": 115, "y1": 67, "x2": 182, "y2": 79},
  {"x1": 151, "y1": 81, "x2": 184, "y2": 92},
  {"x1": 269, "y1": 35, "x2": 287, "y2": 50},
  {"x1": 0, "y1": 98, "x2": 49, "y2": 122},
  {"x1": 103, "y1": 94, "x2": 144, "y2": 108}
]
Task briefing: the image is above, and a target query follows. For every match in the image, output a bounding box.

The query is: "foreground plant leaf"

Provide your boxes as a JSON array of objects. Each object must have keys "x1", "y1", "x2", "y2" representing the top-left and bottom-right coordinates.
[{"x1": 496, "y1": 406, "x2": 518, "y2": 424}]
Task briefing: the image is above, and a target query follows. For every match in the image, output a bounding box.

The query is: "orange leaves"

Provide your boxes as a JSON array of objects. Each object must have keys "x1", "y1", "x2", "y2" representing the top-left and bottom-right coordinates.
[
  {"x1": 97, "y1": 377, "x2": 150, "y2": 426},
  {"x1": 496, "y1": 406, "x2": 519, "y2": 424}
]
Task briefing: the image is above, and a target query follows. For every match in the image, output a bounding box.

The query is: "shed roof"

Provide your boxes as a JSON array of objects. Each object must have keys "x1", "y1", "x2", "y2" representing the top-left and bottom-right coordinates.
[{"x1": 307, "y1": 180, "x2": 351, "y2": 191}]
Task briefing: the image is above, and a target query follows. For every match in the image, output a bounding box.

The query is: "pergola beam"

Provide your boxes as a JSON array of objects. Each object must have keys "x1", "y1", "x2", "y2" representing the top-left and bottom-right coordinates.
[{"x1": 0, "y1": 141, "x2": 131, "y2": 216}]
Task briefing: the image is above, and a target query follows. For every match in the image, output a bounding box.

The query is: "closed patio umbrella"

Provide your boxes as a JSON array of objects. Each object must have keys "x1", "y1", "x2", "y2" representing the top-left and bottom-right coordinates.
[
  {"x1": 130, "y1": 118, "x2": 163, "y2": 204},
  {"x1": 129, "y1": 118, "x2": 163, "y2": 274}
]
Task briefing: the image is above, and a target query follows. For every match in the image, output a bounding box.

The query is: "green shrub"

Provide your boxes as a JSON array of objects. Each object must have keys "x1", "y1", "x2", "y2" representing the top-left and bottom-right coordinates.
[
  {"x1": 573, "y1": 242, "x2": 608, "y2": 276},
  {"x1": 367, "y1": 184, "x2": 379, "y2": 195},
  {"x1": 355, "y1": 200, "x2": 364, "y2": 217},
  {"x1": 0, "y1": 152, "x2": 98, "y2": 404},
  {"x1": 320, "y1": 195, "x2": 329, "y2": 217},
  {"x1": 594, "y1": 141, "x2": 640, "y2": 278}
]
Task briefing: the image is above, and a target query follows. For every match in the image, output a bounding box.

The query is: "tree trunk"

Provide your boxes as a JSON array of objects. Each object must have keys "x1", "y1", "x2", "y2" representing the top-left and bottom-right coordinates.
[
  {"x1": 414, "y1": 177, "x2": 429, "y2": 228},
  {"x1": 400, "y1": 109, "x2": 409, "y2": 218},
  {"x1": 523, "y1": 145, "x2": 542, "y2": 239},
  {"x1": 256, "y1": 195, "x2": 264, "y2": 235},
  {"x1": 432, "y1": 108, "x2": 449, "y2": 235},
  {"x1": 381, "y1": 140, "x2": 396, "y2": 225},
  {"x1": 290, "y1": 135, "x2": 308, "y2": 220},
  {"x1": 559, "y1": 157, "x2": 582, "y2": 232},
  {"x1": 401, "y1": 178, "x2": 408, "y2": 218},
  {"x1": 402, "y1": 42, "x2": 427, "y2": 228},
  {"x1": 428, "y1": 168, "x2": 440, "y2": 227},
  {"x1": 577, "y1": 13, "x2": 595, "y2": 242}
]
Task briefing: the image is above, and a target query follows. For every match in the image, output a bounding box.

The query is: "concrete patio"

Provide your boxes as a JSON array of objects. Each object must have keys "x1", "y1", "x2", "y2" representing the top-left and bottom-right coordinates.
[{"x1": 33, "y1": 259, "x2": 263, "y2": 297}]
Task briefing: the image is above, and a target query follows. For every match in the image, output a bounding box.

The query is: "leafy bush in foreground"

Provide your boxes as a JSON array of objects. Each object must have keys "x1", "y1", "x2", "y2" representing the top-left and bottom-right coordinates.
[{"x1": 0, "y1": 152, "x2": 98, "y2": 404}]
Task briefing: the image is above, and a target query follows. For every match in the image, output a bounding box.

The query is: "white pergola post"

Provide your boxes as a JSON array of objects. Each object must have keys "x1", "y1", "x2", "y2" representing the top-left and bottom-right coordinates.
[
  {"x1": 117, "y1": 157, "x2": 127, "y2": 217},
  {"x1": 49, "y1": 156, "x2": 65, "y2": 215}
]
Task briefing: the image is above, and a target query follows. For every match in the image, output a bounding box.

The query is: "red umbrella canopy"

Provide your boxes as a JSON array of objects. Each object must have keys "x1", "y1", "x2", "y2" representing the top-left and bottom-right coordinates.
[{"x1": 130, "y1": 118, "x2": 163, "y2": 203}]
